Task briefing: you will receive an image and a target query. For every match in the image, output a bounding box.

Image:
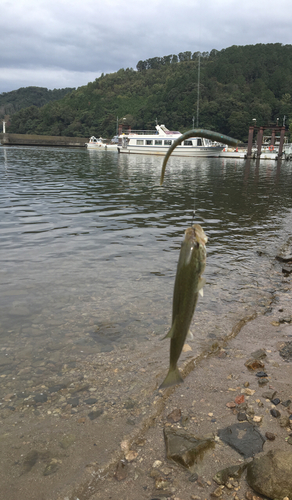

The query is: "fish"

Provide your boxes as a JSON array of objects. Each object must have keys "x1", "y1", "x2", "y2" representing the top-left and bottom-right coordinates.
[{"x1": 159, "y1": 223, "x2": 207, "y2": 389}]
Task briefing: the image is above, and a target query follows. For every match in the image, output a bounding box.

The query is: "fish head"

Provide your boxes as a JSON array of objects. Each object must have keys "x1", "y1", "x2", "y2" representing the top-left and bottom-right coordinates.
[{"x1": 183, "y1": 224, "x2": 207, "y2": 269}]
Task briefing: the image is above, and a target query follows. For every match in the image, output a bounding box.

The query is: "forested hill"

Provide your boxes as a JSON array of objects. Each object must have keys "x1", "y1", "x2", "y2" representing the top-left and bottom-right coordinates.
[
  {"x1": 0, "y1": 87, "x2": 74, "y2": 120},
  {"x1": 7, "y1": 43, "x2": 292, "y2": 141}
]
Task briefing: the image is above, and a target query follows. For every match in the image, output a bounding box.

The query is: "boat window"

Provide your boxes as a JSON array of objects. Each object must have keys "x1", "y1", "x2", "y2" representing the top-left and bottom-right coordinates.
[
  {"x1": 184, "y1": 140, "x2": 193, "y2": 146},
  {"x1": 155, "y1": 140, "x2": 162, "y2": 145},
  {"x1": 164, "y1": 140, "x2": 172, "y2": 146},
  {"x1": 197, "y1": 139, "x2": 202, "y2": 146},
  {"x1": 146, "y1": 140, "x2": 153, "y2": 145},
  {"x1": 136, "y1": 140, "x2": 144, "y2": 145}
]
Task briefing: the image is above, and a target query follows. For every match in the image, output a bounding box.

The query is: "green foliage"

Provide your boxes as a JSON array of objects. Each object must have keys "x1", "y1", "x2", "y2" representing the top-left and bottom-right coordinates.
[
  {"x1": 0, "y1": 86, "x2": 74, "y2": 122},
  {"x1": 6, "y1": 43, "x2": 292, "y2": 141}
]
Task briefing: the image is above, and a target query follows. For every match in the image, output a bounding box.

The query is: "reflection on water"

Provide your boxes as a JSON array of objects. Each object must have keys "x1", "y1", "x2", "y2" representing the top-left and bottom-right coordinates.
[{"x1": 1, "y1": 146, "x2": 292, "y2": 370}]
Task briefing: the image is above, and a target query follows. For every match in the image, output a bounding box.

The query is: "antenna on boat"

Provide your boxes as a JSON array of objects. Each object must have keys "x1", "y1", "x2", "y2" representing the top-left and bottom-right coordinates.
[{"x1": 196, "y1": 53, "x2": 201, "y2": 127}]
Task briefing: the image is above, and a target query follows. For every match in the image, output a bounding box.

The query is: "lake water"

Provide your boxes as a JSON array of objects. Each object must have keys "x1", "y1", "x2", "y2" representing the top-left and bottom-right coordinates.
[{"x1": 1, "y1": 146, "x2": 292, "y2": 380}]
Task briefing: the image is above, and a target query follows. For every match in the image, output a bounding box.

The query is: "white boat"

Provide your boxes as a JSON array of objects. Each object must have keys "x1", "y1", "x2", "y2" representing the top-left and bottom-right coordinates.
[
  {"x1": 117, "y1": 124, "x2": 224, "y2": 157},
  {"x1": 86, "y1": 136, "x2": 117, "y2": 151},
  {"x1": 220, "y1": 145, "x2": 279, "y2": 160}
]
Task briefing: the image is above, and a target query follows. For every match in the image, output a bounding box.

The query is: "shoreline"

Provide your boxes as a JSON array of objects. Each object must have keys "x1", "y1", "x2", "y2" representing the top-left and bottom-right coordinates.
[
  {"x1": 68, "y1": 276, "x2": 292, "y2": 500},
  {"x1": 0, "y1": 251, "x2": 291, "y2": 500}
]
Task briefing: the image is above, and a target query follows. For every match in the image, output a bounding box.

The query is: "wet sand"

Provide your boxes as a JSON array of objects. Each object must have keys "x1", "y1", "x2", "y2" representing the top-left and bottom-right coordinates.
[{"x1": 0, "y1": 278, "x2": 291, "y2": 500}]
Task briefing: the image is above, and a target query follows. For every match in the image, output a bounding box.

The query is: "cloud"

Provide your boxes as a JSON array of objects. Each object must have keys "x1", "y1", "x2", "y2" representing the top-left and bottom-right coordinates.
[{"x1": 0, "y1": 0, "x2": 292, "y2": 92}]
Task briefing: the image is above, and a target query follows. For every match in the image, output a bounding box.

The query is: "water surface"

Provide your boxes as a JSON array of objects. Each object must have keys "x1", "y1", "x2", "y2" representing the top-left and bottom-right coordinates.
[{"x1": 1, "y1": 146, "x2": 292, "y2": 370}]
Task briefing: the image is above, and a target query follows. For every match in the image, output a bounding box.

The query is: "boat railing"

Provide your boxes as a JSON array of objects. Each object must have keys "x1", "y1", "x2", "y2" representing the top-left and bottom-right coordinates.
[{"x1": 120, "y1": 129, "x2": 158, "y2": 136}]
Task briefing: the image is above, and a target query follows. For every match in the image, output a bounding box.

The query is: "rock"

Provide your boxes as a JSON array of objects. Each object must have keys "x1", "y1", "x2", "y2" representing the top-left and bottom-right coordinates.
[
  {"x1": 114, "y1": 460, "x2": 128, "y2": 481},
  {"x1": 125, "y1": 450, "x2": 138, "y2": 462},
  {"x1": 271, "y1": 398, "x2": 280, "y2": 405},
  {"x1": 279, "y1": 316, "x2": 292, "y2": 324},
  {"x1": 163, "y1": 427, "x2": 215, "y2": 472},
  {"x1": 245, "y1": 359, "x2": 265, "y2": 371},
  {"x1": 167, "y1": 408, "x2": 182, "y2": 423},
  {"x1": 154, "y1": 476, "x2": 171, "y2": 490},
  {"x1": 256, "y1": 371, "x2": 268, "y2": 377},
  {"x1": 189, "y1": 472, "x2": 199, "y2": 482},
  {"x1": 22, "y1": 450, "x2": 39, "y2": 473},
  {"x1": 218, "y1": 423, "x2": 266, "y2": 458},
  {"x1": 210, "y1": 486, "x2": 224, "y2": 497},
  {"x1": 43, "y1": 459, "x2": 60, "y2": 476},
  {"x1": 282, "y1": 264, "x2": 292, "y2": 274},
  {"x1": 262, "y1": 391, "x2": 277, "y2": 400},
  {"x1": 67, "y1": 397, "x2": 79, "y2": 407},
  {"x1": 152, "y1": 460, "x2": 162, "y2": 468},
  {"x1": 213, "y1": 463, "x2": 248, "y2": 485},
  {"x1": 279, "y1": 341, "x2": 292, "y2": 361},
  {"x1": 124, "y1": 398, "x2": 137, "y2": 409},
  {"x1": 265, "y1": 432, "x2": 275, "y2": 441},
  {"x1": 279, "y1": 416, "x2": 291, "y2": 427},
  {"x1": 88, "y1": 409, "x2": 103, "y2": 420},
  {"x1": 33, "y1": 393, "x2": 47, "y2": 403},
  {"x1": 253, "y1": 416, "x2": 262, "y2": 423},
  {"x1": 59, "y1": 434, "x2": 75, "y2": 449},
  {"x1": 281, "y1": 400, "x2": 291, "y2": 407},
  {"x1": 246, "y1": 449, "x2": 292, "y2": 498},
  {"x1": 258, "y1": 378, "x2": 269, "y2": 386},
  {"x1": 242, "y1": 388, "x2": 255, "y2": 396},
  {"x1": 250, "y1": 349, "x2": 267, "y2": 360},
  {"x1": 84, "y1": 398, "x2": 97, "y2": 405},
  {"x1": 237, "y1": 412, "x2": 247, "y2": 421},
  {"x1": 276, "y1": 238, "x2": 292, "y2": 262},
  {"x1": 48, "y1": 384, "x2": 68, "y2": 393},
  {"x1": 235, "y1": 395, "x2": 245, "y2": 405},
  {"x1": 270, "y1": 409, "x2": 281, "y2": 418},
  {"x1": 226, "y1": 402, "x2": 237, "y2": 408}
]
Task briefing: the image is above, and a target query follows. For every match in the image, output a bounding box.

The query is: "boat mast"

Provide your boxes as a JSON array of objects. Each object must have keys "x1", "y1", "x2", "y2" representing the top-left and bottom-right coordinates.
[{"x1": 196, "y1": 53, "x2": 201, "y2": 127}]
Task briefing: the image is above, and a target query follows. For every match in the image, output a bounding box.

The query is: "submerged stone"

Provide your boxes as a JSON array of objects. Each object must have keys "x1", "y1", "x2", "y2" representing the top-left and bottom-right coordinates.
[
  {"x1": 59, "y1": 434, "x2": 75, "y2": 449},
  {"x1": 276, "y1": 238, "x2": 292, "y2": 262},
  {"x1": 43, "y1": 459, "x2": 59, "y2": 476},
  {"x1": 217, "y1": 422, "x2": 265, "y2": 458},
  {"x1": 22, "y1": 450, "x2": 39, "y2": 473},
  {"x1": 163, "y1": 427, "x2": 215, "y2": 472},
  {"x1": 279, "y1": 342, "x2": 292, "y2": 361},
  {"x1": 213, "y1": 462, "x2": 248, "y2": 486},
  {"x1": 246, "y1": 449, "x2": 292, "y2": 498}
]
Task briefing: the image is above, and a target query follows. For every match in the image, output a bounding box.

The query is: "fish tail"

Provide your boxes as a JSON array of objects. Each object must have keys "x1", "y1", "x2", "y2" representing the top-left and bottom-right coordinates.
[{"x1": 159, "y1": 366, "x2": 184, "y2": 389}]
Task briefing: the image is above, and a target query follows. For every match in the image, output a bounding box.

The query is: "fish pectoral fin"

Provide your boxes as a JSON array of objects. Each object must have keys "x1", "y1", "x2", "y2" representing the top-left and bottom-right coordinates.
[
  {"x1": 187, "y1": 330, "x2": 193, "y2": 340},
  {"x1": 161, "y1": 320, "x2": 177, "y2": 340},
  {"x1": 197, "y1": 277, "x2": 206, "y2": 297}
]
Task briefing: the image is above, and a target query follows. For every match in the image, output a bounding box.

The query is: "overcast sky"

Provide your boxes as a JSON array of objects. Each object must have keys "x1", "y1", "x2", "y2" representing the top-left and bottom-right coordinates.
[{"x1": 1, "y1": 0, "x2": 291, "y2": 93}]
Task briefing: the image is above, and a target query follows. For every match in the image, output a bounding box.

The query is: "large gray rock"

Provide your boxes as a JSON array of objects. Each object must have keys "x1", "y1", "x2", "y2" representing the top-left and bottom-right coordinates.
[
  {"x1": 163, "y1": 427, "x2": 215, "y2": 472},
  {"x1": 246, "y1": 449, "x2": 292, "y2": 499},
  {"x1": 218, "y1": 422, "x2": 265, "y2": 458}
]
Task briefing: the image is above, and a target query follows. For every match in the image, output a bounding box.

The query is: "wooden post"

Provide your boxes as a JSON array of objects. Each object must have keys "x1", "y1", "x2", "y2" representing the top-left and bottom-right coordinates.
[
  {"x1": 257, "y1": 127, "x2": 264, "y2": 156},
  {"x1": 247, "y1": 126, "x2": 254, "y2": 157},
  {"x1": 278, "y1": 127, "x2": 286, "y2": 157}
]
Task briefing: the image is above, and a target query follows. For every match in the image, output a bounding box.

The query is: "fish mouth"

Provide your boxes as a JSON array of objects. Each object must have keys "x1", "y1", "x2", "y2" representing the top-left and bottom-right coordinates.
[{"x1": 185, "y1": 224, "x2": 208, "y2": 247}]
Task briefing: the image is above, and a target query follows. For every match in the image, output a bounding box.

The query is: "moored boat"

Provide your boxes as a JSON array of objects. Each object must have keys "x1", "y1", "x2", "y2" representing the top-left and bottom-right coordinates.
[
  {"x1": 86, "y1": 136, "x2": 117, "y2": 151},
  {"x1": 117, "y1": 124, "x2": 224, "y2": 157}
]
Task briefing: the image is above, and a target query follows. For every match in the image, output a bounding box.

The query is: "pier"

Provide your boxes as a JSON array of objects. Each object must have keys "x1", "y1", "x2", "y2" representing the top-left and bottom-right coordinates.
[{"x1": 0, "y1": 133, "x2": 87, "y2": 148}]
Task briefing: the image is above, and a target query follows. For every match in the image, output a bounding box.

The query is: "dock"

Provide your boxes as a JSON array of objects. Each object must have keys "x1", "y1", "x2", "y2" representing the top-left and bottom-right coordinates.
[{"x1": 0, "y1": 133, "x2": 88, "y2": 148}]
